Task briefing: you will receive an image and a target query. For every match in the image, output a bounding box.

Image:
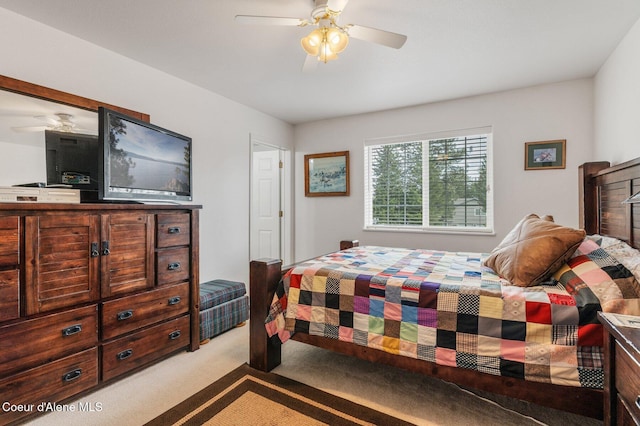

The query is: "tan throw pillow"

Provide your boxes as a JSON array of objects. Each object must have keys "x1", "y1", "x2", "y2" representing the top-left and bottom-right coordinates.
[{"x1": 483, "y1": 214, "x2": 586, "y2": 287}]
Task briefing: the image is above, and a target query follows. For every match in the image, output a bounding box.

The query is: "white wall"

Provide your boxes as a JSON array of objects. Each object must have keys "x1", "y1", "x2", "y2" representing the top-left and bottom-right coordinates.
[
  {"x1": 594, "y1": 17, "x2": 640, "y2": 163},
  {"x1": 0, "y1": 8, "x2": 294, "y2": 285},
  {"x1": 294, "y1": 79, "x2": 594, "y2": 261}
]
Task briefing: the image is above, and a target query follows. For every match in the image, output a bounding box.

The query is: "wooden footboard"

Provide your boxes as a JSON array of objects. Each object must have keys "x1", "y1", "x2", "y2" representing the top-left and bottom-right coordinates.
[
  {"x1": 249, "y1": 257, "x2": 285, "y2": 371},
  {"x1": 250, "y1": 240, "x2": 359, "y2": 370},
  {"x1": 248, "y1": 256, "x2": 603, "y2": 419}
]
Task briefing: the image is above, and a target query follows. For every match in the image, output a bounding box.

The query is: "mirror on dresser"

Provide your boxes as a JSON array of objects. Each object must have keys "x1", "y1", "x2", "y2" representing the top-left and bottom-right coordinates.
[{"x1": 0, "y1": 74, "x2": 148, "y2": 187}]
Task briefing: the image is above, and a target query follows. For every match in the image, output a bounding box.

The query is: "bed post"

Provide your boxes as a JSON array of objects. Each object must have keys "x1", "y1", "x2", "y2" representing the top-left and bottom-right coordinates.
[
  {"x1": 579, "y1": 161, "x2": 610, "y2": 233},
  {"x1": 340, "y1": 240, "x2": 359, "y2": 250},
  {"x1": 249, "y1": 258, "x2": 283, "y2": 372}
]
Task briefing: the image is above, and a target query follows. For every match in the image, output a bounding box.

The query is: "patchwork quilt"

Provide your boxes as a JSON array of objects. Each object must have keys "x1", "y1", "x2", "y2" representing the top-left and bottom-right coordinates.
[{"x1": 265, "y1": 238, "x2": 640, "y2": 389}]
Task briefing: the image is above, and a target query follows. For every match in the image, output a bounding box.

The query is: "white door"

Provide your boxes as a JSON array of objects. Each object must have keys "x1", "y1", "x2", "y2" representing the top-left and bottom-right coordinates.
[{"x1": 250, "y1": 148, "x2": 281, "y2": 260}]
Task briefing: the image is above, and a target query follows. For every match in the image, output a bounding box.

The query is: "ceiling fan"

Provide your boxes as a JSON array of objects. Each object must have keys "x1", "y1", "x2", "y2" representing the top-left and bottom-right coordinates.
[
  {"x1": 11, "y1": 112, "x2": 94, "y2": 134},
  {"x1": 235, "y1": 0, "x2": 407, "y2": 71}
]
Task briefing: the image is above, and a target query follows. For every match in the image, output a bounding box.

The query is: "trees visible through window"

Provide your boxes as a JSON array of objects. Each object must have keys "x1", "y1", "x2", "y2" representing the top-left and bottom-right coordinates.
[{"x1": 365, "y1": 131, "x2": 492, "y2": 232}]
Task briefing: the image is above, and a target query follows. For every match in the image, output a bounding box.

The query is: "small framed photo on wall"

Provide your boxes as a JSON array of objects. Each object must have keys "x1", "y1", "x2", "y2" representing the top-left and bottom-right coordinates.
[
  {"x1": 304, "y1": 151, "x2": 350, "y2": 196},
  {"x1": 524, "y1": 139, "x2": 566, "y2": 170}
]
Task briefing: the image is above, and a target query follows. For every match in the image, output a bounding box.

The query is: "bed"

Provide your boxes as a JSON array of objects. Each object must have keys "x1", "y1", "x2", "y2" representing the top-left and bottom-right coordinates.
[{"x1": 249, "y1": 158, "x2": 640, "y2": 420}]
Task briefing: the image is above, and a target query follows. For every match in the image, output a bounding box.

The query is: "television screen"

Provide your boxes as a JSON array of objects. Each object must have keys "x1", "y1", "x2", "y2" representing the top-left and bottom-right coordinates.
[
  {"x1": 45, "y1": 130, "x2": 99, "y2": 191},
  {"x1": 98, "y1": 107, "x2": 192, "y2": 203}
]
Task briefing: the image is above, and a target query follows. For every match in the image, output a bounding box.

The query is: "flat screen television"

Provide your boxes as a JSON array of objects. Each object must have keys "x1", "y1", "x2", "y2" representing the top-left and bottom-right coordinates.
[
  {"x1": 98, "y1": 107, "x2": 192, "y2": 203},
  {"x1": 45, "y1": 130, "x2": 99, "y2": 191}
]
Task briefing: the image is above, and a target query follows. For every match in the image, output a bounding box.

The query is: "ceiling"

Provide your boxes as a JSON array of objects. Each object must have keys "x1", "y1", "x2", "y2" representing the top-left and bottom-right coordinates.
[{"x1": 1, "y1": 0, "x2": 639, "y2": 125}]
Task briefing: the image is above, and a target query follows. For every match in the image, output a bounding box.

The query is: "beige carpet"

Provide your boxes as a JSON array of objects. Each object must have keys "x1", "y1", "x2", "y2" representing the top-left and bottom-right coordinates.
[
  {"x1": 276, "y1": 340, "x2": 602, "y2": 426},
  {"x1": 25, "y1": 322, "x2": 602, "y2": 426}
]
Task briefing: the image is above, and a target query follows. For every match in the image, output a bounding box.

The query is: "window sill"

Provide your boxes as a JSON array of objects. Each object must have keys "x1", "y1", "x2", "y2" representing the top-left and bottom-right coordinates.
[{"x1": 363, "y1": 226, "x2": 495, "y2": 236}]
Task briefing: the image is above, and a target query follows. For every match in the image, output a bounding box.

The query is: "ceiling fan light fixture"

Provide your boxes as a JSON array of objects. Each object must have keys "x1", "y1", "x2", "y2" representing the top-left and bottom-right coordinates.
[
  {"x1": 326, "y1": 27, "x2": 348, "y2": 53},
  {"x1": 301, "y1": 28, "x2": 323, "y2": 55},
  {"x1": 301, "y1": 25, "x2": 348, "y2": 63},
  {"x1": 318, "y1": 41, "x2": 338, "y2": 62}
]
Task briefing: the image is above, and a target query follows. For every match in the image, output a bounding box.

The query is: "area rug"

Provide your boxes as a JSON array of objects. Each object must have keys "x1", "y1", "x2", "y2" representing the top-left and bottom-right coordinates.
[{"x1": 144, "y1": 363, "x2": 413, "y2": 426}]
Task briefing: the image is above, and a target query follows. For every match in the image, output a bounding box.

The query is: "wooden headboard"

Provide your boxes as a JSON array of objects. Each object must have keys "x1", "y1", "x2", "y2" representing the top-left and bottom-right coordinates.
[{"x1": 580, "y1": 158, "x2": 640, "y2": 249}]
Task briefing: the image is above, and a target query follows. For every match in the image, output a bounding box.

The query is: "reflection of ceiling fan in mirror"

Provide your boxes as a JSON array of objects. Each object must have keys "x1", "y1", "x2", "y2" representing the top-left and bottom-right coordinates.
[
  {"x1": 11, "y1": 112, "x2": 94, "y2": 134},
  {"x1": 235, "y1": 0, "x2": 407, "y2": 71}
]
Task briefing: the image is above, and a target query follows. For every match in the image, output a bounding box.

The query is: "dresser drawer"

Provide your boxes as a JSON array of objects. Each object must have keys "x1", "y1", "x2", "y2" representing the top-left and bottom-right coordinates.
[
  {"x1": 101, "y1": 282, "x2": 190, "y2": 340},
  {"x1": 0, "y1": 215, "x2": 19, "y2": 266},
  {"x1": 0, "y1": 305, "x2": 98, "y2": 378},
  {"x1": 101, "y1": 315, "x2": 190, "y2": 381},
  {"x1": 615, "y1": 340, "x2": 640, "y2": 422},
  {"x1": 0, "y1": 347, "x2": 98, "y2": 425},
  {"x1": 157, "y1": 213, "x2": 190, "y2": 248},
  {"x1": 156, "y1": 247, "x2": 190, "y2": 285},
  {"x1": 0, "y1": 269, "x2": 19, "y2": 321}
]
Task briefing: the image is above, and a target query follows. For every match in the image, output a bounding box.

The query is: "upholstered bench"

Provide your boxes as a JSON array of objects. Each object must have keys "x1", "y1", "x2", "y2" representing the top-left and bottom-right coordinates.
[{"x1": 199, "y1": 279, "x2": 249, "y2": 343}]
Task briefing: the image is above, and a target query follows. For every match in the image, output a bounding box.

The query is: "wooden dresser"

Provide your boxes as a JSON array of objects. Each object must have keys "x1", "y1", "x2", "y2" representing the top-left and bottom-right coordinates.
[
  {"x1": 0, "y1": 203, "x2": 200, "y2": 425},
  {"x1": 600, "y1": 312, "x2": 640, "y2": 426}
]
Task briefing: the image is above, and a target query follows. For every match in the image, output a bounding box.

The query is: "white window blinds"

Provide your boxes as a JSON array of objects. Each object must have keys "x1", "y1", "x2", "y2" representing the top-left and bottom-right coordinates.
[{"x1": 364, "y1": 127, "x2": 493, "y2": 233}]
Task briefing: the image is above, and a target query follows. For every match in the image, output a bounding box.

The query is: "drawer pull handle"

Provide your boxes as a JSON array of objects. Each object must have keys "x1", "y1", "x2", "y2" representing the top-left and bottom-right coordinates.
[
  {"x1": 62, "y1": 369, "x2": 82, "y2": 383},
  {"x1": 117, "y1": 310, "x2": 134, "y2": 321},
  {"x1": 91, "y1": 242, "x2": 99, "y2": 258},
  {"x1": 117, "y1": 349, "x2": 133, "y2": 361},
  {"x1": 168, "y1": 262, "x2": 181, "y2": 271},
  {"x1": 168, "y1": 227, "x2": 181, "y2": 234},
  {"x1": 102, "y1": 241, "x2": 110, "y2": 256},
  {"x1": 62, "y1": 324, "x2": 82, "y2": 337},
  {"x1": 169, "y1": 330, "x2": 182, "y2": 340},
  {"x1": 168, "y1": 296, "x2": 181, "y2": 305}
]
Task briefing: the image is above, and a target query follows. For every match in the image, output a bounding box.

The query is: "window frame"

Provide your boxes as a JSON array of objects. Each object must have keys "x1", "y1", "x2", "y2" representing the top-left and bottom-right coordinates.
[{"x1": 364, "y1": 127, "x2": 494, "y2": 235}]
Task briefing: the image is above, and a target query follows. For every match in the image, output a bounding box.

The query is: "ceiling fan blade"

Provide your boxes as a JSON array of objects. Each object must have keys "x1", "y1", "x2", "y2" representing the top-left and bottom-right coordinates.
[
  {"x1": 235, "y1": 15, "x2": 306, "y2": 26},
  {"x1": 12, "y1": 125, "x2": 94, "y2": 134},
  {"x1": 11, "y1": 125, "x2": 48, "y2": 133},
  {"x1": 33, "y1": 115, "x2": 61, "y2": 126},
  {"x1": 302, "y1": 54, "x2": 319, "y2": 73},
  {"x1": 347, "y1": 25, "x2": 407, "y2": 49}
]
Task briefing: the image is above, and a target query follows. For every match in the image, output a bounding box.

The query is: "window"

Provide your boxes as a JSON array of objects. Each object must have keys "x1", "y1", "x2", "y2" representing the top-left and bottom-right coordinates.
[{"x1": 364, "y1": 128, "x2": 493, "y2": 233}]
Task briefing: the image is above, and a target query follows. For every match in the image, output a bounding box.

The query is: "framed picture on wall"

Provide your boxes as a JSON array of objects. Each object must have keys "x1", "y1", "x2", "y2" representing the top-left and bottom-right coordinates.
[
  {"x1": 304, "y1": 151, "x2": 350, "y2": 196},
  {"x1": 524, "y1": 139, "x2": 566, "y2": 170}
]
